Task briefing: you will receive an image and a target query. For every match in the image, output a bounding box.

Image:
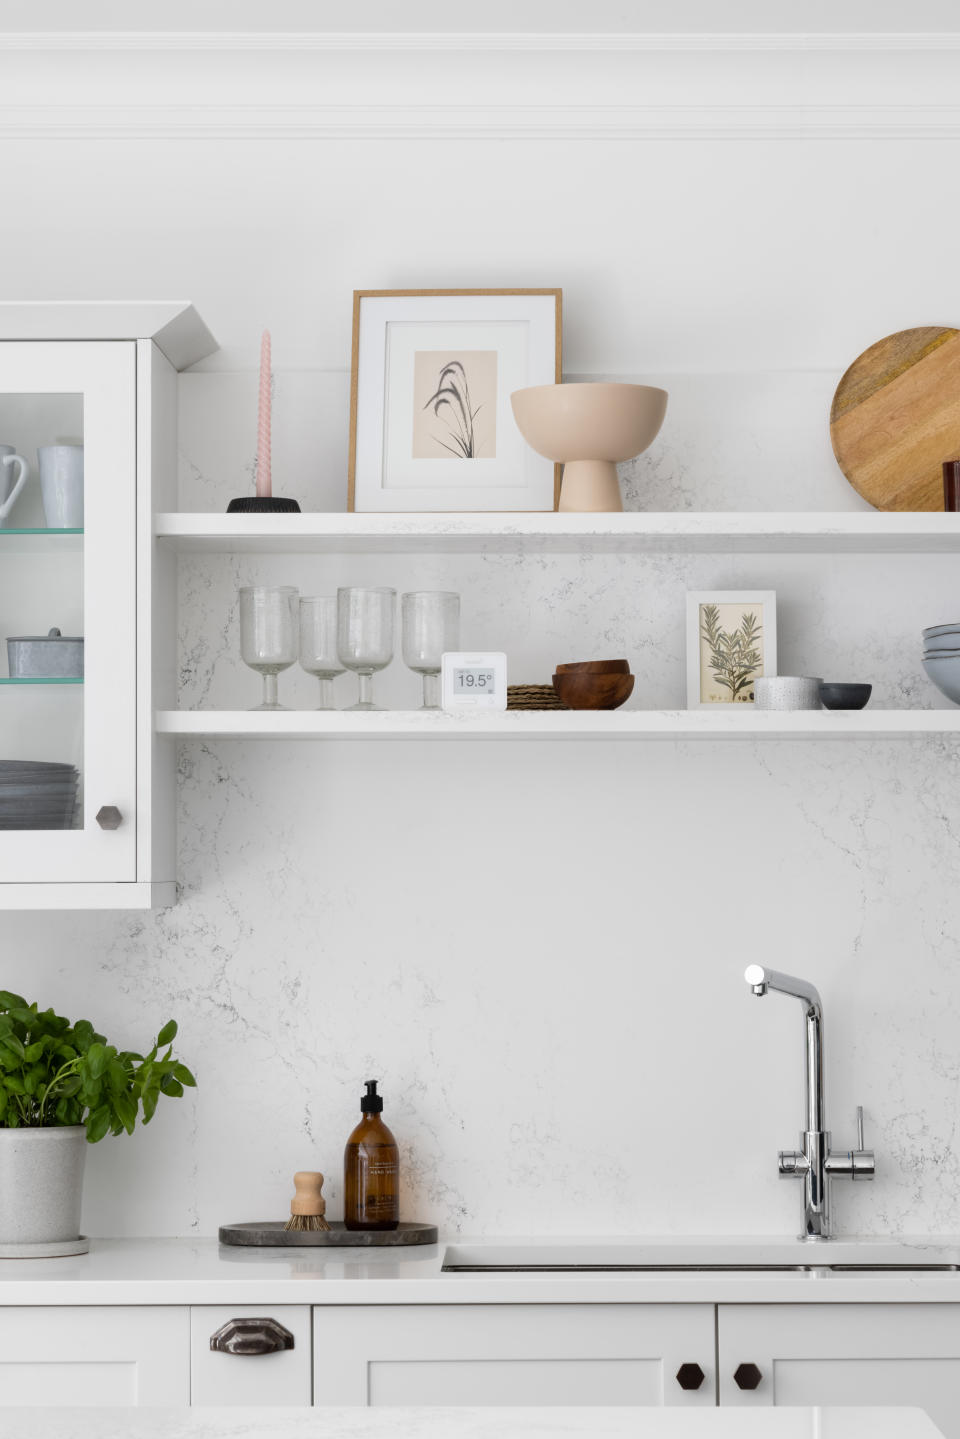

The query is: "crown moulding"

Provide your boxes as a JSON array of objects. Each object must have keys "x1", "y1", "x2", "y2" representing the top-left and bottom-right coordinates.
[
  {"x1": 3, "y1": 32, "x2": 960, "y2": 52},
  {"x1": 0, "y1": 34, "x2": 957, "y2": 138}
]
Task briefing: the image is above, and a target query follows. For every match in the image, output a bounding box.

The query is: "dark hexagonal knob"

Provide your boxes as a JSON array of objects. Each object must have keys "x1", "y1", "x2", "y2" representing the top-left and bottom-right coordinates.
[
  {"x1": 676, "y1": 1362, "x2": 706, "y2": 1391},
  {"x1": 210, "y1": 1317, "x2": 295, "y2": 1356},
  {"x1": 734, "y1": 1362, "x2": 763, "y2": 1391},
  {"x1": 96, "y1": 805, "x2": 123, "y2": 831}
]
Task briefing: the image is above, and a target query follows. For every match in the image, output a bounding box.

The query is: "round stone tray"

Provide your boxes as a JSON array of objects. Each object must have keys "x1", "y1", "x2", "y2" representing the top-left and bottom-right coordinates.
[
  {"x1": 219, "y1": 1220, "x2": 438, "y2": 1248},
  {"x1": 0, "y1": 1235, "x2": 89, "y2": 1259}
]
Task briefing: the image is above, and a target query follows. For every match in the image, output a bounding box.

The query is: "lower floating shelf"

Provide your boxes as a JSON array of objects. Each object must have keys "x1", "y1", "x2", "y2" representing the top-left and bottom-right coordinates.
[{"x1": 155, "y1": 710, "x2": 960, "y2": 741}]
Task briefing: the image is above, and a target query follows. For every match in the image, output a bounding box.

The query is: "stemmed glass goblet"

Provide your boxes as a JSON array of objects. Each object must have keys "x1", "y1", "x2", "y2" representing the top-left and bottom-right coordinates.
[
  {"x1": 337, "y1": 587, "x2": 396, "y2": 712},
  {"x1": 402, "y1": 591, "x2": 461, "y2": 709},
  {"x1": 239, "y1": 585, "x2": 298, "y2": 711},
  {"x1": 299, "y1": 596, "x2": 344, "y2": 710}
]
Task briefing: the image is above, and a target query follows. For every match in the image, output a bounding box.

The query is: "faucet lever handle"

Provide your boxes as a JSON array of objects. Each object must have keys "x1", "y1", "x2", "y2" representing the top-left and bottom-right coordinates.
[{"x1": 856, "y1": 1105, "x2": 865, "y2": 1152}]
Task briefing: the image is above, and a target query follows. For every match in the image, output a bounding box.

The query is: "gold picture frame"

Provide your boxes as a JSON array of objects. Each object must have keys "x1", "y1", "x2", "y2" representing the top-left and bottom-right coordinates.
[{"x1": 348, "y1": 288, "x2": 562, "y2": 513}]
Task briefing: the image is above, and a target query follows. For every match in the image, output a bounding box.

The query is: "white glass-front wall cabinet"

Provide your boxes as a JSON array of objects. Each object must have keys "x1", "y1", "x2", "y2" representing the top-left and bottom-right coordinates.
[{"x1": 0, "y1": 304, "x2": 215, "y2": 909}]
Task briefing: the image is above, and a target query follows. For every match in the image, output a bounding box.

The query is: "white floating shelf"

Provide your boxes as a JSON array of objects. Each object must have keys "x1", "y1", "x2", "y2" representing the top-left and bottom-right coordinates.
[
  {"x1": 156, "y1": 511, "x2": 960, "y2": 556},
  {"x1": 155, "y1": 710, "x2": 960, "y2": 741}
]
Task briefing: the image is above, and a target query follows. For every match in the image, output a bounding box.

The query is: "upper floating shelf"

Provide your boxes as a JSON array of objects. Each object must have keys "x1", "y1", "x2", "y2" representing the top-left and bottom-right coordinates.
[
  {"x1": 156, "y1": 710, "x2": 960, "y2": 741},
  {"x1": 155, "y1": 512, "x2": 960, "y2": 556}
]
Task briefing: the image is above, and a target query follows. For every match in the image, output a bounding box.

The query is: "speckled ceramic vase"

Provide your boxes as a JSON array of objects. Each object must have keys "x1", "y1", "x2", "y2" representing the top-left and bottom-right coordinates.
[{"x1": 0, "y1": 1126, "x2": 89, "y2": 1256}]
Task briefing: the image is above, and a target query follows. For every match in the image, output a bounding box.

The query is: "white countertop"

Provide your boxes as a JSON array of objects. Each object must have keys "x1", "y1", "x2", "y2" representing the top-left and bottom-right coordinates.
[
  {"x1": 1, "y1": 1236, "x2": 960, "y2": 1306},
  {"x1": 0, "y1": 1409, "x2": 944, "y2": 1439}
]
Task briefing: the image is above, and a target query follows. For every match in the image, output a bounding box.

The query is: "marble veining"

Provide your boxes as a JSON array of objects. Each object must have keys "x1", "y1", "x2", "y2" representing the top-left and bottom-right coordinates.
[{"x1": 4, "y1": 368, "x2": 960, "y2": 1244}]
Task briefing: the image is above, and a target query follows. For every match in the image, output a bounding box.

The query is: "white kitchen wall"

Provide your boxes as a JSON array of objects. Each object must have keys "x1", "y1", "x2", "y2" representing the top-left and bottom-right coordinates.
[{"x1": 2, "y1": 24, "x2": 960, "y2": 1239}]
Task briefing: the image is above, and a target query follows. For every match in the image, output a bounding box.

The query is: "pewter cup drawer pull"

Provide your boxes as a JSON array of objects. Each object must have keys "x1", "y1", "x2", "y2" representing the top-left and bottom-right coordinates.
[{"x1": 210, "y1": 1317, "x2": 295, "y2": 1356}]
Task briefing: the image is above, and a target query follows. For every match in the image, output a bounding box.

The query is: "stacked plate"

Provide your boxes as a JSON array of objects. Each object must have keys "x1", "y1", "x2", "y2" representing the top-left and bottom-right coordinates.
[
  {"x1": 0, "y1": 761, "x2": 79, "y2": 830},
  {"x1": 922, "y1": 624, "x2": 960, "y2": 705}
]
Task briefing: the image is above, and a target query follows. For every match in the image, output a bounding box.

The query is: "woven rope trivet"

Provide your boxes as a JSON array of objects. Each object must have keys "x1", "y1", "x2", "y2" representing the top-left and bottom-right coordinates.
[{"x1": 507, "y1": 684, "x2": 566, "y2": 711}]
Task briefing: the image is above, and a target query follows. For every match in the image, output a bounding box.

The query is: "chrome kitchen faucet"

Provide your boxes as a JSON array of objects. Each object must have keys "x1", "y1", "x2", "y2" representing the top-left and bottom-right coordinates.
[{"x1": 744, "y1": 965, "x2": 875, "y2": 1240}]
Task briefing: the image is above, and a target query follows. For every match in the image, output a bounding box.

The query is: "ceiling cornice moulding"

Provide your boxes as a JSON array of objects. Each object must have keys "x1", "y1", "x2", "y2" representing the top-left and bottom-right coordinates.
[
  {"x1": 2, "y1": 30, "x2": 960, "y2": 52},
  {"x1": 0, "y1": 34, "x2": 956, "y2": 138},
  {"x1": 2, "y1": 103, "x2": 958, "y2": 141}
]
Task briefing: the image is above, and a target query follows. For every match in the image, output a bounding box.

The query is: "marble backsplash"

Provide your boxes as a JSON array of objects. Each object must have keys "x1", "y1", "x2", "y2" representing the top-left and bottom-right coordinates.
[{"x1": 4, "y1": 364, "x2": 959, "y2": 1242}]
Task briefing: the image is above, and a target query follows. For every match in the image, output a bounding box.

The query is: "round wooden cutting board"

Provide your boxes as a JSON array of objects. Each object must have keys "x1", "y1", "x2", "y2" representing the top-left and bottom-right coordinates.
[{"x1": 830, "y1": 326, "x2": 960, "y2": 510}]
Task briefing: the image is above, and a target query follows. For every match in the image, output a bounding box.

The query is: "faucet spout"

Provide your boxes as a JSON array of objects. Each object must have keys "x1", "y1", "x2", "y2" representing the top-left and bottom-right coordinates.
[
  {"x1": 744, "y1": 964, "x2": 821, "y2": 1013},
  {"x1": 743, "y1": 964, "x2": 872, "y2": 1241},
  {"x1": 744, "y1": 965, "x2": 823, "y2": 1133}
]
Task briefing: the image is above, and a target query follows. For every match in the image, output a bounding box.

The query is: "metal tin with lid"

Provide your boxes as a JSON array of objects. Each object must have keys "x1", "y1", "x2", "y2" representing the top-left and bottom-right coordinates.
[{"x1": 7, "y1": 628, "x2": 84, "y2": 679}]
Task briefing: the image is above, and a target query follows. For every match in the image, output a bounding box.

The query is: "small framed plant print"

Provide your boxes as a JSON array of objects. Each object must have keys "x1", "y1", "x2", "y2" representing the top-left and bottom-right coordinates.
[
  {"x1": 348, "y1": 289, "x2": 562, "y2": 513},
  {"x1": 686, "y1": 591, "x2": 777, "y2": 708}
]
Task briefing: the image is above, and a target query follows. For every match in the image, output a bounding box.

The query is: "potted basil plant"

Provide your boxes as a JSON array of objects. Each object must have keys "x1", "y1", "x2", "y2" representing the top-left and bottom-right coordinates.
[{"x1": 0, "y1": 992, "x2": 195, "y2": 1254}]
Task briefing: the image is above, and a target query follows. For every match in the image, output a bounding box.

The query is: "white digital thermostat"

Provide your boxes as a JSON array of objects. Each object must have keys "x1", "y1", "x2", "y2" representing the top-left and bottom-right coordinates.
[{"x1": 441, "y1": 652, "x2": 508, "y2": 711}]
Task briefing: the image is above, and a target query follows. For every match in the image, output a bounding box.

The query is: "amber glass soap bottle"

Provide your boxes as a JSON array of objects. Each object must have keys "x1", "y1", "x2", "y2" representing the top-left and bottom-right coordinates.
[{"x1": 344, "y1": 1080, "x2": 400, "y2": 1231}]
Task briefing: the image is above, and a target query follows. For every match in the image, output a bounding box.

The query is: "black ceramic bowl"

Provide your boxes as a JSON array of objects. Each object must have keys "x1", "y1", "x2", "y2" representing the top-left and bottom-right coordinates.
[{"x1": 819, "y1": 682, "x2": 872, "y2": 711}]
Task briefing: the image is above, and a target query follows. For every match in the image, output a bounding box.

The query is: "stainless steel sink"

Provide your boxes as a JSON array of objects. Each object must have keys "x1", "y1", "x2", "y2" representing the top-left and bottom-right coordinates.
[{"x1": 441, "y1": 1240, "x2": 960, "y2": 1273}]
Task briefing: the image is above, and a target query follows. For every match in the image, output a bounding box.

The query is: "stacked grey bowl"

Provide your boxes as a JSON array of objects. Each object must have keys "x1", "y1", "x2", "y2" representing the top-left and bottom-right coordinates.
[
  {"x1": 923, "y1": 624, "x2": 960, "y2": 705},
  {"x1": 0, "y1": 761, "x2": 79, "y2": 830}
]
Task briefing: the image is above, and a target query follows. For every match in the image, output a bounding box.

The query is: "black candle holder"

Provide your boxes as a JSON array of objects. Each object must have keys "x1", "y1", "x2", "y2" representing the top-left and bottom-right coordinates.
[{"x1": 226, "y1": 496, "x2": 301, "y2": 514}]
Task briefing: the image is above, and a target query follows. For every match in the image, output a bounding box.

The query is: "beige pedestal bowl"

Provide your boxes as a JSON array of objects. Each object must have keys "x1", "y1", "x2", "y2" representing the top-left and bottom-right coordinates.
[{"x1": 511, "y1": 382, "x2": 668, "y2": 513}]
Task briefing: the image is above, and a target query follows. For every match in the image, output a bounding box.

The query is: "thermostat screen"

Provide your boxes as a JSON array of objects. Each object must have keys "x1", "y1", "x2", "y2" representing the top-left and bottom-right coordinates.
[{"x1": 454, "y1": 668, "x2": 496, "y2": 694}]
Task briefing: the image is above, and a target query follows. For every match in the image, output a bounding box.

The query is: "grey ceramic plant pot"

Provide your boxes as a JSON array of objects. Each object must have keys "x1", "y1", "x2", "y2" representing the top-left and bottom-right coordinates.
[{"x1": 0, "y1": 1126, "x2": 86, "y2": 1245}]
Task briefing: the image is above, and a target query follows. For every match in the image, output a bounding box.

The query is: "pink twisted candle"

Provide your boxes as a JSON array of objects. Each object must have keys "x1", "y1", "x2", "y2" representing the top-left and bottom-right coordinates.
[{"x1": 256, "y1": 328, "x2": 272, "y2": 497}]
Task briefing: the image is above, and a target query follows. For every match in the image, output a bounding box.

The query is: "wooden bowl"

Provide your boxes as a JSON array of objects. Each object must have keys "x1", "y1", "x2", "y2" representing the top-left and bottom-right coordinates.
[
  {"x1": 552, "y1": 671, "x2": 635, "y2": 710},
  {"x1": 555, "y1": 659, "x2": 630, "y2": 675}
]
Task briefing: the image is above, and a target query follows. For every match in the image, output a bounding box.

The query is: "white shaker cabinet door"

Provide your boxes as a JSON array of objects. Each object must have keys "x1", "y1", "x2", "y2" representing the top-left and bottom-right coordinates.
[
  {"x1": 719, "y1": 1303, "x2": 960, "y2": 1439},
  {"x1": 0, "y1": 1306, "x2": 188, "y2": 1405},
  {"x1": 313, "y1": 1303, "x2": 715, "y2": 1407},
  {"x1": 191, "y1": 1305, "x2": 312, "y2": 1405}
]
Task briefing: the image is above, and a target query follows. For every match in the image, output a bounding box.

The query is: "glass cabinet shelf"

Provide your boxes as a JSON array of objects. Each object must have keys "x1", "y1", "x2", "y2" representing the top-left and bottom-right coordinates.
[
  {"x1": 0, "y1": 677, "x2": 83, "y2": 686},
  {"x1": 0, "y1": 528, "x2": 83, "y2": 554}
]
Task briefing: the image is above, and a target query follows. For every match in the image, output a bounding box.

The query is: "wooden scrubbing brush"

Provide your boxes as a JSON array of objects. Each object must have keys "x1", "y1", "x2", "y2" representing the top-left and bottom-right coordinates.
[{"x1": 284, "y1": 1171, "x2": 331, "y2": 1232}]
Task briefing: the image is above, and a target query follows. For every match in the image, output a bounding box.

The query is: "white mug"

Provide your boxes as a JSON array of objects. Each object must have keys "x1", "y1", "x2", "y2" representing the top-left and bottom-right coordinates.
[
  {"x1": 38, "y1": 446, "x2": 84, "y2": 529},
  {"x1": 0, "y1": 444, "x2": 30, "y2": 528}
]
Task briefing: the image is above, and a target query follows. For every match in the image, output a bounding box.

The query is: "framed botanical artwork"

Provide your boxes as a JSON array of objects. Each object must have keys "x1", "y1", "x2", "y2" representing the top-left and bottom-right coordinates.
[
  {"x1": 348, "y1": 289, "x2": 562, "y2": 513},
  {"x1": 686, "y1": 591, "x2": 777, "y2": 708}
]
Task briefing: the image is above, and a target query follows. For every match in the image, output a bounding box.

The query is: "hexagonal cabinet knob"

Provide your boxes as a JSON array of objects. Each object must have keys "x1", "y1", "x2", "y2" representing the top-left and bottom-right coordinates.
[
  {"x1": 210, "y1": 1317, "x2": 295, "y2": 1356},
  {"x1": 95, "y1": 806, "x2": 123, "y2": 830},
  {"x1": 734, "y1": 1362, "x2": 763, "y2": 1391},
  {"x1": 676, "y1": 1362, "x2": 706, "y2": 1390}
]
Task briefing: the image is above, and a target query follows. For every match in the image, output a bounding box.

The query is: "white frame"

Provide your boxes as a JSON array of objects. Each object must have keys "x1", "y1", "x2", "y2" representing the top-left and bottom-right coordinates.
[
  {"x1": 350, "y1": 291, "x2": 560, "y2": 513},
  {"x1": 686, "y1": 590, "x2": 777, "y2": 710},
  {"x1": 441, "y1": 652, "x2": 508, "y2": 711},
  {"x1": 0, "y1": 342, "x2": 137, "y2": 883}
]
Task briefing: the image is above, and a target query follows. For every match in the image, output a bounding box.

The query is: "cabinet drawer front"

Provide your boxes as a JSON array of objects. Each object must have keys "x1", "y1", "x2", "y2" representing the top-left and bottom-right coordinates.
[
  {"x1": 191, "y1": 1305, "x2": 311, "y2": 1406},
  {"x1": 313, "y1": 1303, "x2": 715, "y2": 1407},
  {"x1": 0, "y1": 1306, "x2": 188, "y2": 1406}
]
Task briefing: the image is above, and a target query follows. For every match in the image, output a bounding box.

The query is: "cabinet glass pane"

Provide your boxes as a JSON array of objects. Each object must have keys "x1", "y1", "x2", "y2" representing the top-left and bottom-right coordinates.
[{"x1": 0, "y1": 393, "x2": 83, "y2": 831}]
